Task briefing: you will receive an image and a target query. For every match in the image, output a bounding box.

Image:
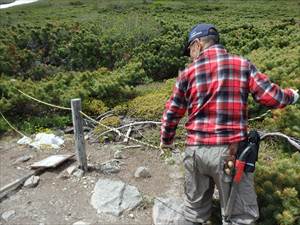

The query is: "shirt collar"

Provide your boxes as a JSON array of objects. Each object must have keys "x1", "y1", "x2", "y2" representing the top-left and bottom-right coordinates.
[{"x1": 194, "y1": 44, "x2": 226, "y2": 61}]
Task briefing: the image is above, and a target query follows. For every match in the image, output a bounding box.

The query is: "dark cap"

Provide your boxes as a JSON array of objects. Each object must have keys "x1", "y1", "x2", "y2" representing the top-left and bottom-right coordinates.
[{"x1": 184, "y1": 23, "x2": 219, "y2": 56}]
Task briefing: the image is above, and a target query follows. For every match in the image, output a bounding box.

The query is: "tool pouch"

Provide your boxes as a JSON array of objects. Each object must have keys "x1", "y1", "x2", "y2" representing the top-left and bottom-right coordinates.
[{"x1": 236, "y1": 130, "x2": 260, "y2": 173}]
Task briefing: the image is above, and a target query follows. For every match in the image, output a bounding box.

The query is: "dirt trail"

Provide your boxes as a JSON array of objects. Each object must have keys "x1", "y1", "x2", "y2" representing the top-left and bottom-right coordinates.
[{"x1": 0, "y1": 134, "x2": 184, "y2": 225}]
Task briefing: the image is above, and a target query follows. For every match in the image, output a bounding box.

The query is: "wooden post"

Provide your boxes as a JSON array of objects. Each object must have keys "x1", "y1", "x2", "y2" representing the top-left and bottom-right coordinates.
[{"x1": 71, "y1": 98, "x2": 88, "y2": 172}]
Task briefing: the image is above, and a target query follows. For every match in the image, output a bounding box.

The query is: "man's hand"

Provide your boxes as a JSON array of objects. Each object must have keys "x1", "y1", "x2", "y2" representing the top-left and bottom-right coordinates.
[
  {"x1": 291, "y1": 89, "x2": 299, "y2": 104},
  {"x1": 159, "y1": 142, "x2": 175, "y2": 157}
]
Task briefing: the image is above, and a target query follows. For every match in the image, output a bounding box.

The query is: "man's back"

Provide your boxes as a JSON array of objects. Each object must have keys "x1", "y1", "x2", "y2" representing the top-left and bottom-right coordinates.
[{"x1": 161, "y1": 44, "x2": 295, "y2": 145}]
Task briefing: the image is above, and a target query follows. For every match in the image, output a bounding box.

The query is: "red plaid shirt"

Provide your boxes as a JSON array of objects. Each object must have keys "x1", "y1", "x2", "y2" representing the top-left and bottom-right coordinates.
[{"x1": 161, "y1": 44, "x2": 295, "y2": 145}]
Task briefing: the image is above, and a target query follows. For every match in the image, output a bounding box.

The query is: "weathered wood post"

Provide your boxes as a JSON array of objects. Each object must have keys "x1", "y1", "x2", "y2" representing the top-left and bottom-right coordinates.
[{"x1": 71, "y1": 98, "x2": 88, "y2": 172}]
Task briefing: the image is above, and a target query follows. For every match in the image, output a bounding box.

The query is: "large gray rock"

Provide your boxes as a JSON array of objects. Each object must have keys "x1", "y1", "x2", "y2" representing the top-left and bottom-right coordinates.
[
  {"x1": 90, "y1": 179, "x2": 142, "y2": 216},
  {"x1": 152, "y1": 197, "x2": 185, "y2": 225}
]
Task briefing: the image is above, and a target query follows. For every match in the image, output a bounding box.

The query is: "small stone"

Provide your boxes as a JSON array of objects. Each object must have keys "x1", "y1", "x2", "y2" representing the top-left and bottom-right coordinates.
[
  {"x1": 134, "y1": 167, "x2": 151, "y2": 178},
  {"x1": 114, "y1": 150, "x2": 123, "y2": 159},
  {"x1": 98, "y1": 159, "x2": 121, "y2": 174},
  {"x1": 2, "y1": 210, "x2": 16, "y2": 222},
  {"x1": 14, "y1": 155, "x2": 32, "y2": 164},
  {"x1": 73, "y1": 221, "x2": 91, "y2": 225},
  {"x1": 24, "y1": 175, "x2": 40, "y2": 188},
  {"x1": 73, "y1": 169, "x2": 84, "y2": 178},
  {"x1": 128, "y1": 213, "x2": 134, "y2": 219},
  {"x1": 66, "y1": 165, "x2": 77, "y2": 175}
]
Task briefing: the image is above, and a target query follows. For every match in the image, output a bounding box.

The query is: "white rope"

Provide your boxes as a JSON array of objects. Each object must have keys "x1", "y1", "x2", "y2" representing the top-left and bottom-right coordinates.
[{"x1": 0, "y1": 112, "x2": 27, "y2": 137}]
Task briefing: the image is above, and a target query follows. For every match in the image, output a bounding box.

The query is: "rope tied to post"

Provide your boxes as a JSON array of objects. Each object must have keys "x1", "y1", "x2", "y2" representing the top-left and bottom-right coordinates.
[{"x1": 14, "y1": 88, "x2": 161, "y2": 150}]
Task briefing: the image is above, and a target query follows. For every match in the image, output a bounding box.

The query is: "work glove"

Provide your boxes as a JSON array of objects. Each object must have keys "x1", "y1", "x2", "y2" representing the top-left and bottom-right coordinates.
[
  {"x1": 159, "y1": 142, "x2": 174, "y2": 158},
  {"x1": 291, "y1": 89, "x2": 299, "y2": 104}
]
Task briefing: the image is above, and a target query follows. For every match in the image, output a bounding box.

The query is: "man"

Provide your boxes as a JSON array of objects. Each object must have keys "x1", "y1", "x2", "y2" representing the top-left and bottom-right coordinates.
[{"x1": 160, "y1": 23, "x2": 299, "y2": 225}]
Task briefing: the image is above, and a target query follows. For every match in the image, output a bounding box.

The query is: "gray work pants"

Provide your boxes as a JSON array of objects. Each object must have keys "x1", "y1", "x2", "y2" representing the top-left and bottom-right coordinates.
[{"x1": 183, "y1": 145, "x2": 259, "y2": 225}]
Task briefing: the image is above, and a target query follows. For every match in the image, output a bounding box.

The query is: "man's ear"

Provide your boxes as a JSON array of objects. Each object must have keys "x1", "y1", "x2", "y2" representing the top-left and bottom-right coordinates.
[{"x1": 198, "y1": 39, "x2": 204, "y2": 51}]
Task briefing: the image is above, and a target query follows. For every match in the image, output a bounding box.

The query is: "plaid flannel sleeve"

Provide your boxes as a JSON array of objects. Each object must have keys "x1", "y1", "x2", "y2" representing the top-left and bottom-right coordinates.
[
  {"x1": 160, "y1": 75, "x2": 187, "y2": 145},
  {"x1": 249, "y1": 63, "x2": 295, "y2": 108}
]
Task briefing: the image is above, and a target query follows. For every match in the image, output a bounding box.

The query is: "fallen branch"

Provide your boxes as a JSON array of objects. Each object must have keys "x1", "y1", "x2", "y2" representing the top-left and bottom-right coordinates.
[
  {"x1": 249, "y1": 110, "x2": 271, "y2": 122},
  {"x1": 99, "y1": 114, "x2": 114, "y2": 122},
  {"x1": 123, "y1": 126, "x2": 132, "y2": 143},
  {"x1": 97, "y1": 121, "x2": 161, "y2": 137},
  {"x1": 122, "y1": 145, "x2": 142, "y2": 149},
  {"x1": 259, "y1": 131, "x2": 300, "y2": 150},
  {"x1": 96, "y1": 110, "x2": 114, "y2": 120}
]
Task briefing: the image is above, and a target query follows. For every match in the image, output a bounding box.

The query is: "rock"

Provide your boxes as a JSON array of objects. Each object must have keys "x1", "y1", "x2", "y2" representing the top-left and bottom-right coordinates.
[
  {"x1": 128, "y1": 213, "x2": 134, "y2": 219},
  {"x1": 73, "y1": 221, "x2": 91, "y2": 225},
  {"x1": 134, "y1": 167, "x2": 151, "y2": 178},
  {"x1": 91, "y1": 179, "x2": 142, "y2": 216},
  {"x1": 73, "y1": 169, "x2": 84, "y2": 178},
  {"x1": 66, "y1": 165, "x2": 77, "y2": 175},
  {"x1": 14, "y1": 155, "x2": 32, "y2": 164},
  {"x1": 24, "y1": 175, "x2": 40, "y2": 188},
  {"x1": 152, "y1": 197, "x2": 184, "y2": 225},
  {"x1": 97, "y1": 159, "x2": 121, "y2": 174},
  {"x1": 114, "y1": 150, "x2": 123, "y2": 159},
  {"x1": 2, "y1": 210, "x2": 16, "y2": 222}
]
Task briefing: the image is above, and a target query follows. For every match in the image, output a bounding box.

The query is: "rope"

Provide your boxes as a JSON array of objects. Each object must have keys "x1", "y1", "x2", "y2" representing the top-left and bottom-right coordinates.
[
  {"x1": 16, "y1": 89, "x2": 72, "y2": 111},
  {"x1": 0, "y1": 112, "x2": 27, "y2": 137},
  {"x1": 15, "y1": 88, "x2": 160, "y2": 150}
]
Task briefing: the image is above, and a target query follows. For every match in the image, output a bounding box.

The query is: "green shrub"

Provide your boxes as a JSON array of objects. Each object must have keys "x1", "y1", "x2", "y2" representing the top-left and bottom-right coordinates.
[
  {"x1": 83, "y1": 99, "x2": 108, "y2": 116},
  {"x1": 256, "y1": 151, "x2": 300, "y2": 225}
]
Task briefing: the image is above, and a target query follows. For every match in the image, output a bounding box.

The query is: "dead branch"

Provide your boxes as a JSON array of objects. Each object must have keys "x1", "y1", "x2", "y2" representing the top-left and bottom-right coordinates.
[
  {"x1": 122, "y1": 145, "x2": 142, "y2": 149},
  {"x1": 96, "y1": 110, "x2": 114, "y2": 120},
  {"x1": 97, "y1": 121, "x2": 161, "y2": 137},
  {"x1": 249, "y1": 110, "x2": 271, "y2": 122},
  {"x1": 259, "y1": 131, "x2": 300, "y2": 150},
  {"x1": 99, "y1": 114, "x2": 114, "y2": 122},
  {"x1": 123, "y1": 126, "x2": 132, "y2": 143}
]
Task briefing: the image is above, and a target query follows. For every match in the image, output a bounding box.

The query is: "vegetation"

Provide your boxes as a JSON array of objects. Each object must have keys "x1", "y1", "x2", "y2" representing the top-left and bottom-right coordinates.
[{"x1": 0, "y1": 0, "x2": 299, "y2": 224}]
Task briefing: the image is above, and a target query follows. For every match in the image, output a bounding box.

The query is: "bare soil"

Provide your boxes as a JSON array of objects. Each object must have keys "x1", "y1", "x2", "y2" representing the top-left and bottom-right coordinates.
[{"x1": 0, "y1": 134, "x2": 184, "y2": 225}]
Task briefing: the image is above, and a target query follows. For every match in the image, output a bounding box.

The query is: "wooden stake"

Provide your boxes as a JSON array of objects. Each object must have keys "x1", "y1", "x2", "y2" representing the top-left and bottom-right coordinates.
[{"x1": 71, "y1": 99, "x2": 88, "y2": 172}]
